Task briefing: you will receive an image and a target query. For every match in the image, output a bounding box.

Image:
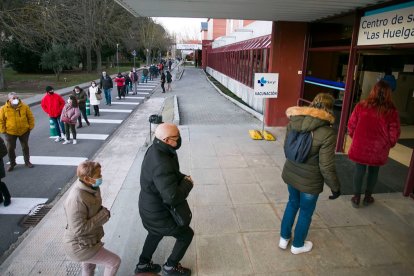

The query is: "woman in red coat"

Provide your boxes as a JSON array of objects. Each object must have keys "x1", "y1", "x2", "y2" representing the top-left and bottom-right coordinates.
[
  {"x1": 114, "y1": 73, "x2": 126, "y2": 100},
  {"x1": 347, "y1": 80, "x2": 400, "y2": 207}
]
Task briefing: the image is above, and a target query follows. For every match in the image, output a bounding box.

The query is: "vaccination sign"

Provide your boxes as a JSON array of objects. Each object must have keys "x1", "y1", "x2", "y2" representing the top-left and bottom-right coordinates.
[
  {"x1": 254, "y1": 73, "x2": 279, "y2": 98},
  {"x1": 358, "y1": 2, "x2": 414, "y2": 46}
]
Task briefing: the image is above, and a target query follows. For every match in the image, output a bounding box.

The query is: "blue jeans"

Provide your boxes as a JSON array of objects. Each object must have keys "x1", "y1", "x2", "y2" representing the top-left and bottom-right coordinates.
[
  {"x1": 103, "y1": 88, "x2": 112, "y2": 104},
  {"x1": 280, "y1": 185, "x2": 319, "y2": 247},
  {"x1": 50, "y1": 116, "x2": 65, "y2": 136}
]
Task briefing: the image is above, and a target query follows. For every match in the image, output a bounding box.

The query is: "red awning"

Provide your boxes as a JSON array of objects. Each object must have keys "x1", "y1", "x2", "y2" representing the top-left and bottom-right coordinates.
[{"x1": 211, "y1": 35, "x2": 271, "y2": 53}]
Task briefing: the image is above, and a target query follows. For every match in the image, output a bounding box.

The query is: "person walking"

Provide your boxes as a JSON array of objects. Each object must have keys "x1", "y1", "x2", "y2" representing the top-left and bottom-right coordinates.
[
  {"x1": 135, "y1": 123, "x2": 193, "y2": 276},
  {"x1": 347, "y1": 80, "x2": 400, "y2": 207},
  {"x1": 160, "y1": 71, "x2": 166, "y2": 93},
  {"x1": 41, "y1": 86, "x2": 65, "y2": 142},
  {"x1": 0, "y1": 136, "x2": 11, "y2": 206},
  {"x1": 114, "y1": 73, "x2": 126, "y2": 100},
  {"x1": 0, "y1": 92, "x2": 35, "y2": 171},
  {"x1": 124, "y1": 73, "x2": 132, "y2": 95},
  {"x1": 131, "y1": 68, "x2": 139, "y2": 95},
  {"x1": 88, "y1": 81, "x2": 101, "y2": 116},
  {"x1": 279, "y1": 93, "x2": 341, "y2": 254},
  {"x1": 64, "y1": 161, "x2": 121, "y2": 276},
  {"x1": 100, "y1": 71, "x2": 113, "y2": 105},
  {"x1": 166, "y1": 70, "x2": 173, "y2": 91},
  {"x1": 72, "y1": 86, "x2": 90, "y2": 128},
  {"x1": 142, "y1": 66, "x2": 149, "y2": 83},
  {"x1": 61, "y1": 95, "x2": 81, "y2": 145}
]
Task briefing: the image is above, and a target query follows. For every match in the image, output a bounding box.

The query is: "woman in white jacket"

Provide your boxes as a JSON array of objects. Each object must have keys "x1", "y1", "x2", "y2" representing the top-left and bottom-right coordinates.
[{"x1": 88, "y1": 81, "x2": 101, "y2": 116}]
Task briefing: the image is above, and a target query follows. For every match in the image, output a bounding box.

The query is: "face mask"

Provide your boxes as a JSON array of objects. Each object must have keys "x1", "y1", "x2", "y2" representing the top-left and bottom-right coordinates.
[
  {"x1": 75, "y1": 90, "x2": 80, "y2": 94},
  {"x1": 48, "y1": 91, "x2": 54, "y2": 95},
  {"x1": 67, "y1": 99, "x2": 72, "y2": 104},
  {"x1": 91, "y1": 83, "x2": 96, "y2": 87},
  {"x1": 11, "y1": 99, "x2": 19, "y2": 105},
  {"x1": 173, "y1": 136, "x2": 182, "y2": 150},
  {"x1": 92, "y1": 178, "x2": 103, "y2": 188}
]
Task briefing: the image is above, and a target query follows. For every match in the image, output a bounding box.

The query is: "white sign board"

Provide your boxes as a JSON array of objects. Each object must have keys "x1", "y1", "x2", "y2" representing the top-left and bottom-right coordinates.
[
  {"x1": 254, "y1": 73, "x2": 279, "y2": 98},
  {"x1": 358, "y1": 2, "x2": 414, "y2": 46},
  {"x1": 176, "y1": 44, "x2": 202, "y2": 50}
]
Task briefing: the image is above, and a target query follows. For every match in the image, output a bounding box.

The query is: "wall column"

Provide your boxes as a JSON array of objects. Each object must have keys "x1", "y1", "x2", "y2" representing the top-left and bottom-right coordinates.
[
  {"x1": 265, "y1": 21, "x2": 308, "y2": 126},
  {"x1": 202, "y1": 40, "x2": 213, "y2": 70}
]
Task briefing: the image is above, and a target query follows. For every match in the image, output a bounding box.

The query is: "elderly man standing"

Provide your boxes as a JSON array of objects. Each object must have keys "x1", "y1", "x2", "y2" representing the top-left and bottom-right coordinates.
[
  {"x1": 0, "y1": 92, "x2": 35, "y2": 171},
  {"x1": 100, "y1": 71, "x2": 113, "y2": 106},
  {"x1": 135, "y1": 123, "x2": 193, "y2": 276}
]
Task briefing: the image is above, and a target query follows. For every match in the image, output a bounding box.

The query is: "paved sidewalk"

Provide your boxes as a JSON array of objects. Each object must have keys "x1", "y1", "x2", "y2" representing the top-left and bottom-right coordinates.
[{"x1": 1, "y1": 67, "x2": 414, "y2": 275}]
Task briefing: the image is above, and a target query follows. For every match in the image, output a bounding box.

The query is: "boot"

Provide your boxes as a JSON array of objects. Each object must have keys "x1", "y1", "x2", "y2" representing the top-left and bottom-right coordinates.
[
  {"x1": 351, "y1": 194, "x2": 360, "y2": 208},
  {"x1": 0, "y1": 182, "x2": 11, "y2": 206},
  {"x1": 363, "y1": 191, "x2": 375, "y2": 206}
]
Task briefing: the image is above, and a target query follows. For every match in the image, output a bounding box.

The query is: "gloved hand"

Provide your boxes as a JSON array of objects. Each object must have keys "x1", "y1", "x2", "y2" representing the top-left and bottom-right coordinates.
[{"x1": 329, "y1": 190, "x2": 341, "y2": 200}]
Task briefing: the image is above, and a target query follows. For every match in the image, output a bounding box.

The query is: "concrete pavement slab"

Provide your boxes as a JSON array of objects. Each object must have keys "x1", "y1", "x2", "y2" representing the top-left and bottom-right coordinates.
[
  {"x1": 190, "y1": 168, "x2": 225, "y2": 185},
  {"x1": 227, "y1": 184, "x2": 268, "y2": 204},
  {"x1": 193, "y1": 185, "x2": 231, "y2": 206},
  {"x1": 194, "y1": 205, "x2": 239, "y2": 235},
  {"x1": 221, "y1": 168, "x2": 258, "y2": 184},
  {"x1": 234, "y1": 204, "x2": 280, "y2": 231}
]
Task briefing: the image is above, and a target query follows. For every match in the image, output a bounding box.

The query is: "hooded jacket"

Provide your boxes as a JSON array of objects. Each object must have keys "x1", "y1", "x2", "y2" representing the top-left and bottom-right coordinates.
[
  {"x1": 347, "y1": 103, "x2": 400, "y2": 166},
  {"x1": 0, "y1": 100, "x2": 35, "y2": 136},
  {"x1": 72, "y1": 89, "x2": 88, "y2": 108},
  {"x1": 282, "y1": 106, "x2": 340, "y2": 195},
  {"x1": 139, "y1": 137, "x2": 193, "y2": 236},
  {"x1": 63, "y1": 180, "x2": 109, "y2": 262},
  {"x1": 41, "y1": 93, "x2": 65, "y2": 117},
  {"x1": 61, "y1": 103, "x2": 81, "y2": 125}
]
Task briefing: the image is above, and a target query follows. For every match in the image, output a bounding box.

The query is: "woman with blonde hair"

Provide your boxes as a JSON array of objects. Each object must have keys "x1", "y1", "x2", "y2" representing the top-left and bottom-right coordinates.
[
  {"x1": 348, "y1": 80, "x2": 400, "y2": 207},
  {"x1": 279, "y1": 93, "x2": 341, "y2": 254},
  {"x1": 64, "y1": 161, "x2": 121, "y2": 275}
]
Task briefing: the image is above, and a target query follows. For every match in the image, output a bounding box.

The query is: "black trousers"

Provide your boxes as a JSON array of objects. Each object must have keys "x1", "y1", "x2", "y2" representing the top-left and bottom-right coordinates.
[
  {"x1": 93, "y1": 105, "x2": 100, "y2": 116},
  {"x1": 64, "y1": 123, "x2": 76, "y2": 140},
  {"x1": 161, "y1": 82, "x2": 165, "y2": 93},
  {"x1": 139, "y1": 226, "x2": 194, "y2": 266},
  {"x1": 77, "y1": 106, "x2": 89, "y2": 126},
  {"x1": 0, "y1": 181, "x2": 11, "y2": 201}
]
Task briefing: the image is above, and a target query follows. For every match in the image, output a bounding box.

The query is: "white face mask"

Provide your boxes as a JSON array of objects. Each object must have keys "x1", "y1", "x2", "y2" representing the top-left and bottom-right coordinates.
[
  {"x1": 11, "y1": 99, "x2": 19, "y2": 105},
  {"x1": 75, "y1": 90, "x2": 80, "y2": 94},
  {"x1": 67, "y1": 99, "x2": 72, "y2": 104},
  {"x1": 91, "y1": 83, "x2": 96, "y2": 87}
]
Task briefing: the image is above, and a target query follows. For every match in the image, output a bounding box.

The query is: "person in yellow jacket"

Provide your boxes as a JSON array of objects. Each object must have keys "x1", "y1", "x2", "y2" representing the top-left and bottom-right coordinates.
[{"x1": 0, "y1": 92, "x2": 35, "y2": 171}]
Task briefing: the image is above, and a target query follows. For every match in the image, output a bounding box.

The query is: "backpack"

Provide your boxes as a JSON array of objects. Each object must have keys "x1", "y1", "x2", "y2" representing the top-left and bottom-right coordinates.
[{"x1": 284, "y1": 129, "x2": 313, "y2": 163}]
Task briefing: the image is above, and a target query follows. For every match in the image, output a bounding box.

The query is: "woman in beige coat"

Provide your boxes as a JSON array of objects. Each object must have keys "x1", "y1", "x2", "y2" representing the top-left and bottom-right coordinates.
[{"x1": 64, "y1": 161, "x2": 121, "y2": 276}]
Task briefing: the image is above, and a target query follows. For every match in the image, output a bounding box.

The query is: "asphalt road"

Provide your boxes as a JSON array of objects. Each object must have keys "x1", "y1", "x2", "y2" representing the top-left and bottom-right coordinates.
[{"x1": 0, "y1": 82, "x2": 158, "y2": 256}]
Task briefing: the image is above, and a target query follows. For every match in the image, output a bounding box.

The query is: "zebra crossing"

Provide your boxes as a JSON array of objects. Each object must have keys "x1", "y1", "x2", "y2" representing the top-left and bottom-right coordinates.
[{"x1": 0, "y1": 80, "x2": 159, "y2": 215}]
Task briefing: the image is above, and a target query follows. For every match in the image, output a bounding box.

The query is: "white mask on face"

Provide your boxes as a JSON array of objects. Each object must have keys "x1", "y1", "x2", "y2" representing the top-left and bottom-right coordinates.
[
  {"x1": 91, "y1": 83, "x2": 96, "y2": 87},
  {"x1": 75, "y1": 90, "x2": 80, "y2": 94},
  {"x1": 67, "y1": 99, "x2": 72, "y2": 104},
  {"x1": 11, "y1": 99, "x2": 19, "y2": 105}
]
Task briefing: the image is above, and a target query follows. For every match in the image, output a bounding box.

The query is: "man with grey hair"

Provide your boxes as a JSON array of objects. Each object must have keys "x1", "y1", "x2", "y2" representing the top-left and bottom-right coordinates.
[
  {"x1": 135, "y1": 123, "x2": 193, "y2": 276},
  {"x1": 99, "y1": 71, "x2": 113, "y2": 106},
  {"x1": 0, "y1": 92, "x2": 35, "y2": 171}
]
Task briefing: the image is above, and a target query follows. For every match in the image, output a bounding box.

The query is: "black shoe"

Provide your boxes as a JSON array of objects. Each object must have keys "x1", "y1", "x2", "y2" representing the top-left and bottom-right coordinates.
[
  {"x1": 77, "y1": 125, "x2": 82, "y2": 129},
  {"x1": 86, "y1": 121, "x2": 90, "y2": 126},
  {"x1": 25, "y1": 162, "x2": 34, "y2": 168},
  {"x1": 0, "y1": 196, "x2": 3, "y2": 204},
  {"x1": 4, "y1": 198, "x2": 11, "y2": 207},
  {"x1": 162, "y1": 263, "x2": 191, "y2": 276},
  {"x1": 7, "y1": 163, "x2": 16, "y2": 172},
  {"x1": 134, "y1": 261, "x2": 161, "y2": 274}
]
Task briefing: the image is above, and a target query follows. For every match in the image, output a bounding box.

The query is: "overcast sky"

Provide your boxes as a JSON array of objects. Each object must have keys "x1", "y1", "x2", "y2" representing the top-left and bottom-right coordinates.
[{"x1": 153, "y1": 17, "x2": 207, "y2": 42}]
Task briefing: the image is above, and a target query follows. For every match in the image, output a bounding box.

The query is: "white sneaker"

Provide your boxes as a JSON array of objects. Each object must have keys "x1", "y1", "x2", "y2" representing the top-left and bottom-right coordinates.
[
  {"x1": 73, "y1": 139, "x2": 77, "y2": 145},
  {"x1": 291, "y1": 241, "x2": 313, "y2": 255},
  {"x1": 279, "y1": 237, "x2": 290, "y2": 250},
  {"x1": 54, "y1": 137, "x2": 62, "y2": 142},
  {"x1": 62, "y1": 140, "x2": 71, "y2": 145}
]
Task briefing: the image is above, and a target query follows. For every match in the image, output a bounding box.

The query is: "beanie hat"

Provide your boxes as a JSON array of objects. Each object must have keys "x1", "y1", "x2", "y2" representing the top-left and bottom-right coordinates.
[{"x1": 45, "y1": 86, "x2": 54, "y2": 92}]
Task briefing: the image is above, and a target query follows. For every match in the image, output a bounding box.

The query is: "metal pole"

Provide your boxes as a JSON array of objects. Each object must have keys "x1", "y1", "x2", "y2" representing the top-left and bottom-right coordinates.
[
  {"x1": 261, "y1": 98, "x2": 265, "y2": 133},
  {"x1": 116, "y1": 43, "x2": 119, "y2": 72},
  {"x1": 134, "y1": 56, "x2": 136, "y2": 68}
]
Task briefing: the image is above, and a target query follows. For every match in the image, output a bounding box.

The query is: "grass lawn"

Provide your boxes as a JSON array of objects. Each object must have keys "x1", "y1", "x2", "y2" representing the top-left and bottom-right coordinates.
[{"x1": 1, "y1": 66, "x2": 133, "y2": 94}]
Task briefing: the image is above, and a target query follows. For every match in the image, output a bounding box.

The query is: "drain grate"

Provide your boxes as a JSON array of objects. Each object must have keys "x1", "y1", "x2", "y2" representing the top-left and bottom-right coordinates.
[{"x1": 19, "y1": 204, "x2": 52, "y2": 228}]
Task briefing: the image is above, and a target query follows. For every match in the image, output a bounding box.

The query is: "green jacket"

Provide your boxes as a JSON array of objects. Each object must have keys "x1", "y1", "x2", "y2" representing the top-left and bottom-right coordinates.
[{"x1": 281, "y1": 106, "x2": 340, "y2": 195}]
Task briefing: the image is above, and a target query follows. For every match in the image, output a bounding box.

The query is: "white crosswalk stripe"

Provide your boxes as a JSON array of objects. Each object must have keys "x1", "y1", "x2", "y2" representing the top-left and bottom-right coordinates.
[
  {"x1": 124, "y1": 97, "x2": 145, "y2": 100},
  {"x1": 50, "y1": 134, "x2": 108, "y2": 140},
  {"x1": 87, "y1": 119, "x2": 123, "y2": 124},
  {"x1": 99, "y1": 109, "x2": 132, "y2": 113},
  {"x1": 14, "y1": 156, "x2": 88, "y2": 166},
  {"x1": 110, "y1": 102, "x2": 139, "y2": 105},
  {"x1": 0, "y1": 198, "x2": 48, "y2": 215}
]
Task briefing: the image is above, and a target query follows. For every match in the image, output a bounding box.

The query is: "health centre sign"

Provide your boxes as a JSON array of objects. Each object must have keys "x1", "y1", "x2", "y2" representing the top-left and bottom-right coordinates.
[
  {"x1": 358, "y1": 2, "x2": 414, "y2": 46},
  {"x1": 254, "y1": 73, "x2": 279, "y2": 98}
]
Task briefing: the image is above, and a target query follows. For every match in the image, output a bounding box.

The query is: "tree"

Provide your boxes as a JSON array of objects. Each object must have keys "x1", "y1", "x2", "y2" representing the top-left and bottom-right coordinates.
[{"x1": 40, "y1": 44, "x2": 78, "y2": 81}]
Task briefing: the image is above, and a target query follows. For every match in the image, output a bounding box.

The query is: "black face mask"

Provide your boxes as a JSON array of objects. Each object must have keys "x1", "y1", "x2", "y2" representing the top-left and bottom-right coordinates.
[
  {"x1": 47, "y1": 91, "x2": 54, "y2": 95},
  {"x1": 174, "y1": 136, "x2": 182, "y2": 150}
]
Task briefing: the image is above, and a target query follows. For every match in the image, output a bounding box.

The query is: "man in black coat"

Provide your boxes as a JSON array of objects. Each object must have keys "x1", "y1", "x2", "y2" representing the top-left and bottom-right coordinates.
[{"x1": 135, "y1": 123, "x2": 194, "y2": 276}]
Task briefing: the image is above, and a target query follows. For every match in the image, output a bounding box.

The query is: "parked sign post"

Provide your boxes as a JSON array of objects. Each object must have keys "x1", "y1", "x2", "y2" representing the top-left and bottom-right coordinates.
[
  {"x1": 132, "y1": 50, "x2": 137, "y2": 68},
  {"x1": 250, "y1": 73, "x2": 279, "y2": 140}
]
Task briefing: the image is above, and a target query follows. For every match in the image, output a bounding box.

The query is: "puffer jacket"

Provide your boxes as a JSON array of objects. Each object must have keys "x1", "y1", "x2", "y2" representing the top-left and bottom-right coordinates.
[
  {"x1": 0, "y1": 100, "x2": 35, "y2": 136},
  {"x1": 61, "y1": 104, "x2": 80, "y2": 125},
  {"x1": 348, "y1": 103, "x2": 400, "y2": 166},
  {"x1": 139, "y1": 137, "x2": 193, "y2": 236},
  {"x1": 41, "y1": 93, "x2": 65, "y2": 117},
  {"x1": 63, "y1": 180, "x2": 110, "y2": 262},
  {"x1": 282, "y1": 106, "x2": 340, "y2": 195},
  {"x1": 72, "y1": 89, "x2": 88, "y2": 108}
]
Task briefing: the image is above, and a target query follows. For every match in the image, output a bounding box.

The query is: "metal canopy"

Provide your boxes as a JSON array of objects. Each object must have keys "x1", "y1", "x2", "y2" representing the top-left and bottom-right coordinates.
[{"x1": 115, "y1": 0, "x2": 386, "y2": 21}]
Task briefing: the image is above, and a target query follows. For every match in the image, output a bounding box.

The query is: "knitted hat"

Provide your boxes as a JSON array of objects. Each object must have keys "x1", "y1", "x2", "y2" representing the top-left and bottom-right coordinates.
[{"x1": 45, "y1": 86, "x2": 54, "y2": 92}]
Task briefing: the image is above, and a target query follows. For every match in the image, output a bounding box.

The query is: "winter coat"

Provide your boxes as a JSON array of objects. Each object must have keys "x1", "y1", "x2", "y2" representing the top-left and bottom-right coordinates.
[
  {"x1": 0, "y1": 137, "x2": 7, "y2": 179},
  {"x1": 161, "y1": 73, "x2": 166, "y2": 83},
  {"x1": 142, "y1": 68, "x2": 149, "y2": 76},
  {"x1": 282, "y1": 106, "x2": 340, "y2": 195},
  {"x1": 166, "y1": 72, "x2": 172, "y2": 83},
  {"x1": 139, "y1": 137, "x2": 193, "y2": 236},
  {"x1": 348, "y1": 103, "x2": 400, "y2": 166},
  {"x1": 114, "y1": 77, "x2": 125, "y2": 87},
  {"x1": 100, "y1": 75, "x2": 113, "y2": 89},
  {"x1": 61, "y1": 103, "x2": 81, "y2": 125},
  {"x1": 41, "y1": 93, "x2": 65, "y2": 117},
  {"x1": 63, "y1": 180, "x2": 110, "y2": 262},
  {"x1": 0, "y1": 100, "x2": 35, "y2": 136},
  {"x1": 72, "y1": 89, "x2": 88, "y2": 108},
  {"x1": 88, "y1": 86, "x2": 101, "y2": 106}
]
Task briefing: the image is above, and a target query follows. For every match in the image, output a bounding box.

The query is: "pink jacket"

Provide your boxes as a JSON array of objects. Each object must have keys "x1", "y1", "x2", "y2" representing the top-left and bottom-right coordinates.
[{"x1": 61, "y1": 104, "x2": 80, "y2": 125}]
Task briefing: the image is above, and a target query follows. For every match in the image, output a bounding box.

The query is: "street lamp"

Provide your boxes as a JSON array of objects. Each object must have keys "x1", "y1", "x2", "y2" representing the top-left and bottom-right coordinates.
[
  {"x1": 116, "y1": 43, "x2": 119, "y2": 72},
  {"x1": 146, "y1": 48, "x2": 149, "y2": 65}
]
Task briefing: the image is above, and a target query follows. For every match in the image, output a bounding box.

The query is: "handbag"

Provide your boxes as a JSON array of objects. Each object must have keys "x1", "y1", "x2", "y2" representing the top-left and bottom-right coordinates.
[
  {"x1": 166, "y1": 200, "x2": 192, "y2": 227},
  {"x1": 95, "y1": 92, "x2": 103, "y2": 100}
]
